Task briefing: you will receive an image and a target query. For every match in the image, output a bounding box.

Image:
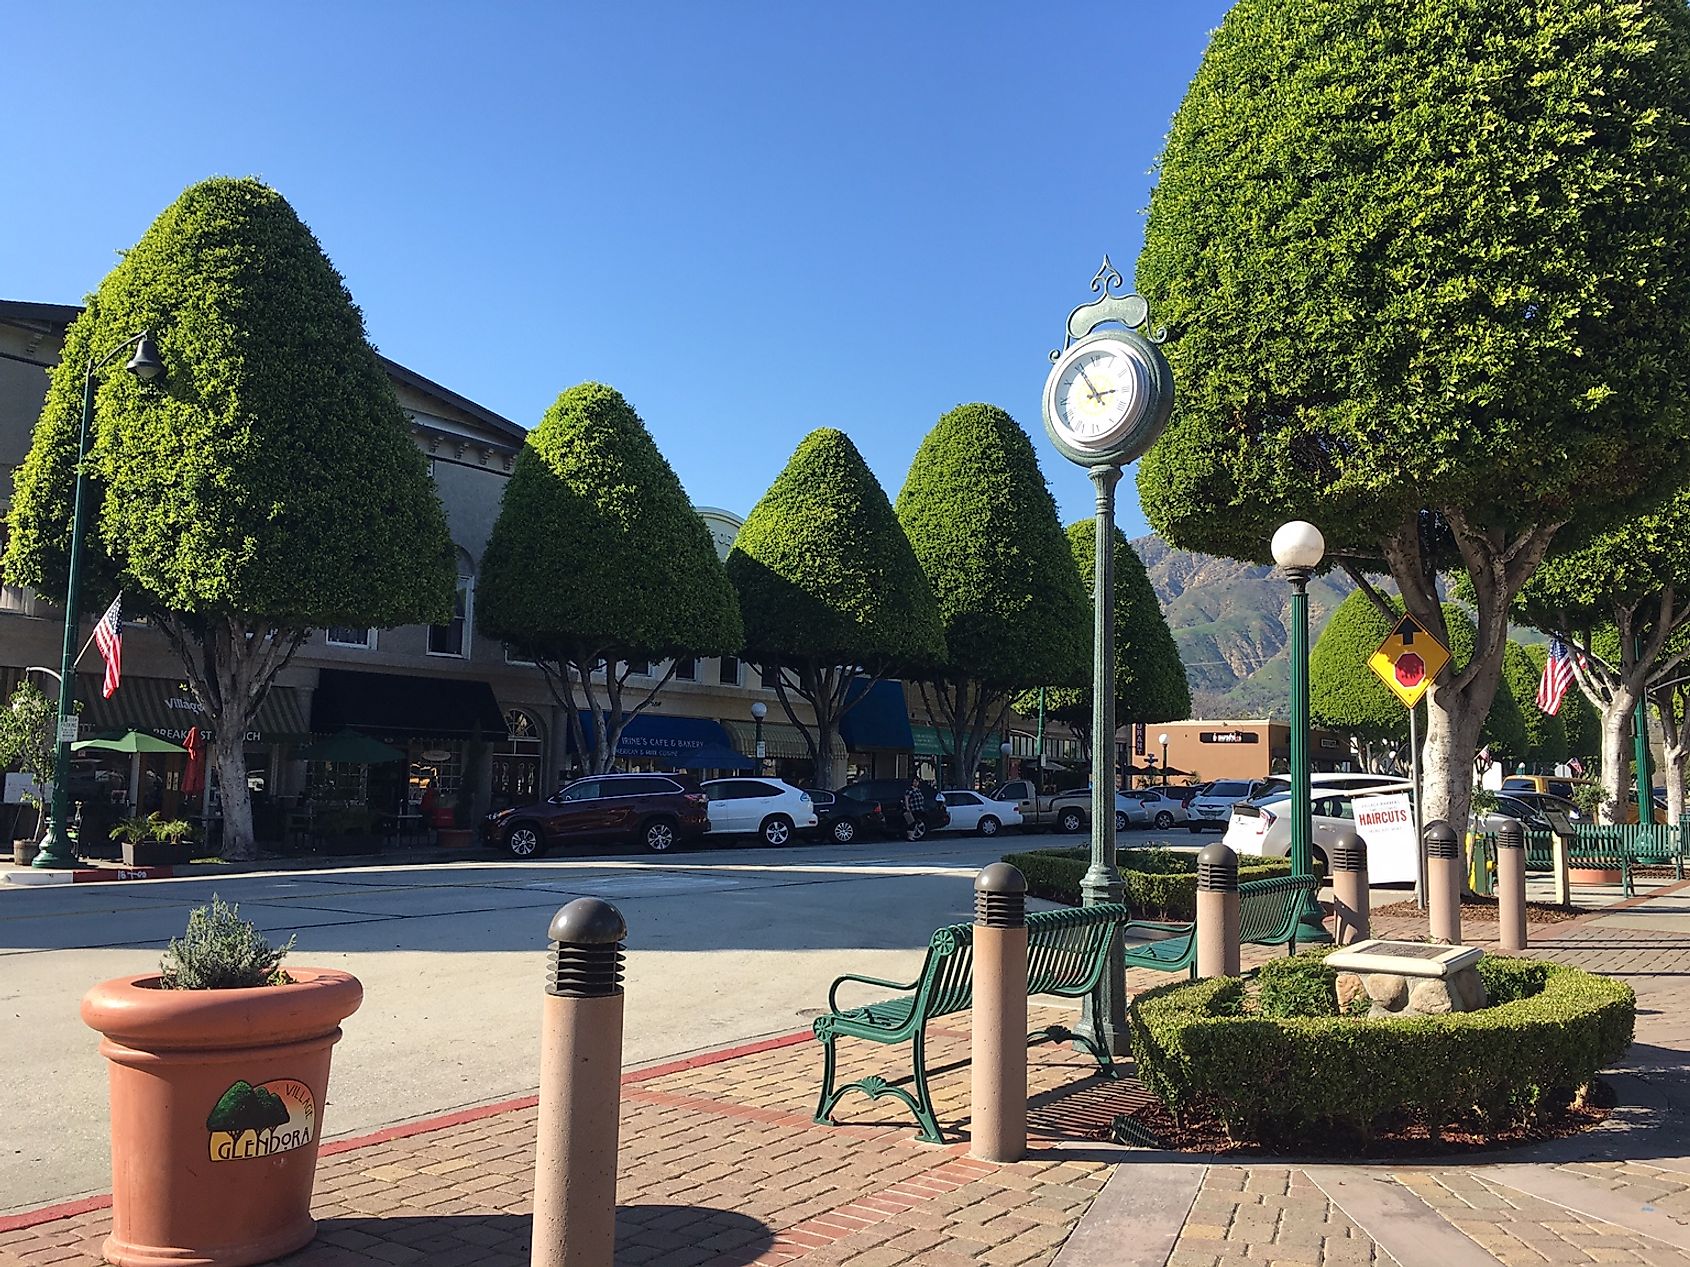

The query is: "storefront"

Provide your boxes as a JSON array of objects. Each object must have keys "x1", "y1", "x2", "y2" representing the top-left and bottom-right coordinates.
[
  {"x1": 308, "y1": 667, "x2": 508, "y2": 825},
  {"x1": 910, "y1": 724, "x2": 1005, "y2": 790},
  {"x1": 564, "y1": 711, "x2": 751, "y2": 778},
  {"x1": 722, "y1": 719, "x2": 814, "y2": 786},
  {"x1": 839, "y1": 678, "x2": 914, "y2": 781}
]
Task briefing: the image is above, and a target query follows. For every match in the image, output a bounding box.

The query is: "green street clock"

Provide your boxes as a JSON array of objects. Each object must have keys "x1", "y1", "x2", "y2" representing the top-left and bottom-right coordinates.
[{"x1": 1041, "y1": 327, "x2": 1173, "y2": 469}]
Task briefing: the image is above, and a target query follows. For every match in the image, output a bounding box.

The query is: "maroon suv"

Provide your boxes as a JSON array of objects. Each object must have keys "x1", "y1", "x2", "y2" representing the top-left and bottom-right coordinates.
[{"x1": 484, "y1": 773, "x2": 709, "y2": 858}]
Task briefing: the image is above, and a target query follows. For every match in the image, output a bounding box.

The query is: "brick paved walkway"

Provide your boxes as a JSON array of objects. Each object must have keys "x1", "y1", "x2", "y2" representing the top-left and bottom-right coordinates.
[{"x1": 3, "y1": 877, "x2": 1686, "y2": 1267}]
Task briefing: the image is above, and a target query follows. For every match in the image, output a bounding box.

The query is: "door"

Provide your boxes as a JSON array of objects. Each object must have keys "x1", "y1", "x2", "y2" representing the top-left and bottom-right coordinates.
[
  {"x1": 551, "y1": 779, "x2": 609, "y2": 842},
  {"x1": 998, "y1": 780, "x2": 1034, "y2": 817},
  {"x1": 943, "y1": 790, "x2": 979, "y2": 829},
  {"x1": 705, "y1": 782, "x2": 751, "y2": 833}
]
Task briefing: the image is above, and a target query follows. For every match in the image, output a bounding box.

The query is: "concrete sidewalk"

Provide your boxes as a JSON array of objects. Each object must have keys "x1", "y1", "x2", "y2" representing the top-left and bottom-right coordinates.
[{"x1": 3, "y1": 879, "x2": 1685, "y2": 1267}]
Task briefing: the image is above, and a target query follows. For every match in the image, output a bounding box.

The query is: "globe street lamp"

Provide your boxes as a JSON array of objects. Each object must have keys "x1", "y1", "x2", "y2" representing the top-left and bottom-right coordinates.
[
  {"x1": 1000, "y1": 739, "x2": 1013, "y2": 785},
  {"x1": 1159, "y1": 732, "x2": 1169, "y2": 782},
  {"x1": 1270, "y1": 520, "x2": 1331, "y2": 941},
  {"x1": 33, "y1": 331, "x2": 165, "y2": 869},
  {"x1": 750, "y1": 700, "x2": 767, "y2": 776}
]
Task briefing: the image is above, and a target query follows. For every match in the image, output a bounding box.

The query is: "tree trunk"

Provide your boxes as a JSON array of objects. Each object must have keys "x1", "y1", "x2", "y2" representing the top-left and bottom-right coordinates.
[
  {"x1": 211, "y1": 736, "x2": 254, "y2": 860},
  {"x1": 1654, "y1": 686, "x2": 1686, "y2": 827},
  {"x1": 1420, "y1": 682, "x2": 1484, "y2": 837},
  {"x1": 1597, "y1": 698, "x2": 1635, "y2": 824}
]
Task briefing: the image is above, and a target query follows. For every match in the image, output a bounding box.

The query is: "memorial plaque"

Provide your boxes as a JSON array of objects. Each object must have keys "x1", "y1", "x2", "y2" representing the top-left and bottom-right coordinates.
[{"x1": 1326, "y1": 938, "x2": 1481, "y2": 978}]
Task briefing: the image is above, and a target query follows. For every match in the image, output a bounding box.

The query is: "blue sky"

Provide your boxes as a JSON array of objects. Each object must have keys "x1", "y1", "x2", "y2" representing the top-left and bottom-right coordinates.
[{"x1": 1, "y1": 3, "x2": 1232, "y2": 538}]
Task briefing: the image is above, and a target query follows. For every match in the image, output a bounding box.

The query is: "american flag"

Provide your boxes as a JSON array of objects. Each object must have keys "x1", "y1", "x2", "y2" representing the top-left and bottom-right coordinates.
[
  {"x1": 1536, "y1": 638, "x2": 1575, "y2": 715},
  {"x1": 93, "y1": 593, "x2": 123, "y2": 699}
]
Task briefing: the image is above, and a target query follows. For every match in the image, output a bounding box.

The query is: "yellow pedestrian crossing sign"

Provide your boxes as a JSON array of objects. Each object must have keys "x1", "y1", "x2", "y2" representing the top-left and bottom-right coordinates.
[{"x1": 1368, "y1": 615, "x2": 1450, "y2": 708}]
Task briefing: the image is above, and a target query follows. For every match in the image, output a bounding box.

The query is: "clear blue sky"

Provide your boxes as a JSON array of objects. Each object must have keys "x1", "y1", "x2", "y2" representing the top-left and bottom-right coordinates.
[{"x1": 1, "y1": 3, "x2": 1232, "y2": 538}]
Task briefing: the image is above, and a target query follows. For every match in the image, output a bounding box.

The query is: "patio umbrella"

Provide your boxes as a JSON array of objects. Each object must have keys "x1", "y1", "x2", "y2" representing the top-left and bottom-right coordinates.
[
  {"x1": 181, "y1": 726, "x2": 206, "y2": 797},
  {"x1": 71, "y1": 731, "x2": 187, "y2": 754},
  {"x1": 296, "y1": 729, "x2": 405, "y2": 764}
]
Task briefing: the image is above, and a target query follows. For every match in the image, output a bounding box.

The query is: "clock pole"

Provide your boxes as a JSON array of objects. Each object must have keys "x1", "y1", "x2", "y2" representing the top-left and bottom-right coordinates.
[
  {"x1": 1079, "y1": 463, "x2": 1128, "y2": 1054},
  {"x1": 1038, "y1": 256, "x2": 1175, "y2": 1062}
]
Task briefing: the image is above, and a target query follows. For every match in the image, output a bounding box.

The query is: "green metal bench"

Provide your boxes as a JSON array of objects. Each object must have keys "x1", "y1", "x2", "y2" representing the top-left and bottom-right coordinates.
[
  {"x1": 812, "y1": 903, "x2": 1129, "y2": 1143},
  {"x1": 1571, "y1": 824, "x2": 1638, "y2": 897},
  {"x1": 1119, "y1": 873, "x2": 1321, "y2": 979}
]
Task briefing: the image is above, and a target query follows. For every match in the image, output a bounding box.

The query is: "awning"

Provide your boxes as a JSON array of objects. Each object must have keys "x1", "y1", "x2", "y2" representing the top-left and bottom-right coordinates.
[
  {"x1": 840, "y1": 678, "x2": 914, "y2": 752},
  {"x1": 72, "y1": 674, "x2": 309, "y2": 745},
  {"x1": 569, "y1": 711, "x2": 748, "y2": 765},
  {"x1": 910, "y1": 725, "x2": 1003, "y2": 758},
  {"x1": 310, "y1": 668, "x2": 507, "y2": 740},
  {"x1": 723, "y1": 720, "x2": 814, "y2": 760}
]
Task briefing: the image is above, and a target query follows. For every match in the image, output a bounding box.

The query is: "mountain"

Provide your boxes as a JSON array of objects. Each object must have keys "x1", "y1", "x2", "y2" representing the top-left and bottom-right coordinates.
[{"x1": 1132, "y1": 536, "x2": 1355, "y2": 719}]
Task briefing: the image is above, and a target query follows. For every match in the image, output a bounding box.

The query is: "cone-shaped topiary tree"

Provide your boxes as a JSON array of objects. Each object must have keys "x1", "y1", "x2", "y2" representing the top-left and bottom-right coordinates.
[
  {"x1": 1013, "y1": 522, "x2": 1189, "y2": 760},
  {"x1": 1310, "y1": 590, "x2": 1411, "y2": 766},
  {"x1": 728, "y1": 428, "x2": 945, "y2": 786},
  {"x1": 894, "y1": 404, "x2": 1089, "y2": 785},
  {"x1": 1135, "y1": 0, "x2": 1690, "y2": 835},
  {"x1": 4, "y1": 177, "x2": 454, "y2": 859},
  {"x1": 476, "y1": 382, "x2": 743, "y2": 774}
]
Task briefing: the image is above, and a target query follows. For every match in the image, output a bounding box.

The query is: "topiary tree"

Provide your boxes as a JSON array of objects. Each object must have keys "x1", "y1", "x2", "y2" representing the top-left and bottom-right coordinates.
[
  {"x1": 0, "y1": 682, "x2": 65, "y2": 844},
  {"x1": 3, "y1": 178, "x2": 454, "y2": 859},
  {"x1": 1310, "y1": 590, "x2": 1411, "y2": 765},
  {"x1": 728, "y1": 428, "x2": 945, "y2": 786},
  {"x1": 894, "y1": 403, "x2": 1089, "y2": 786},
  {"x1": 1517, "y1": 487, "x2": 1690, "y2": 820},
  {"x1": 477, "y1": 382, "x2": 743, "y2": 774},
  {"x1": 1135, "y1": 0, "x2": 1690, "y2": 836},
  {"x1": 1014, "y1": 520, "x2": 1190, "y2": 760}
]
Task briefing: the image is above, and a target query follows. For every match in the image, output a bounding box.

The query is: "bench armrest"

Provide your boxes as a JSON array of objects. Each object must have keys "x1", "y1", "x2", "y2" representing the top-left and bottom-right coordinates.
[
  {"x1": 1122, "y1": 920, "x2": 1194, "y2": 936},
  {"x1": 827, "y1": 971, "x2": 920, "y2": 1015}
]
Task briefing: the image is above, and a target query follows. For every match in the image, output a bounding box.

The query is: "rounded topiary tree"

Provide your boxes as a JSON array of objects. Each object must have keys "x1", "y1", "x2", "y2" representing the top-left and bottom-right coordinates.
[
  {"x1": 1015, "y1": 521, "x2": 1190, "y2": 757},
  {"x1": 1136, "y1": 0, "x2": 1690, "y2": 835},
  {"x1": 728, "y1": 428, "x2": 944, "y2": 786},
  {"x1": 477, "y1": 382, "x2": 743, "y2": 773},
  {"x1": 4, "y1": 177, "x2": 454, "y2": 859},
  {"x1": 1310, "y1": 590, "x2": 1411, "y2": 765},
  {"x1": 895, "y1": 403, "x2": 1089, "y2": 785}
]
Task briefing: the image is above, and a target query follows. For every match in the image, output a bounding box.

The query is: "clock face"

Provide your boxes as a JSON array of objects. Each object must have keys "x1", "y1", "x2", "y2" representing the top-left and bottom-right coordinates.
[{"x1": 1046, "y1": 339, "x2": 1151, "y2": 452}]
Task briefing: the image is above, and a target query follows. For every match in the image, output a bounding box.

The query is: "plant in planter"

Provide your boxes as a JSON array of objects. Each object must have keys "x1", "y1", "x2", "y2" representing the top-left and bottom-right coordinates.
[
  {"x1": 316, "y1": 804, "x2": 378, "y2": 857},
  {"x1": 81, "y1": 896, "x2": 362, "y2": 1267},
  {"x1": 110, "y1": 813, "x2": 196, "y2": 868},
  {"x1": 0, "y1": 682, "x2": 66, "y2": 864}
]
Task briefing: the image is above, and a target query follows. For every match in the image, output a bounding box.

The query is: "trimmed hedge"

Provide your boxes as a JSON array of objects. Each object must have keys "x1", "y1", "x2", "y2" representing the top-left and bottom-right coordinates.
[
  {"x1": 1130, "y1": 953, "x2": 1635, "y2": 1144},
  {"x1": 1004, "y1": 847, "x2": 1290, "y2": 920}
]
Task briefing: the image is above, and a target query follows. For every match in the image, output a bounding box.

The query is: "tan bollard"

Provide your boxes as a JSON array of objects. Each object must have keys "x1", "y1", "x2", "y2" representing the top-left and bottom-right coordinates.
[
  {"x1": 1196, "y1": 843, "x2": 1241, "y2": 978},
  {"x1": 1424, "y1": 820, "x2": 1463, "y2": 944},
  {"x1": 533, "y1": 898, "x2": 627, "y2": 1267},
  {"x1": 1329, "y1": 828, "x2": 1370, "y2": 945},
  {"x1": 1495, "y1": 819, "x2": 1527, "y2": 952},
  {"x1": 1551, "y1": 828, "x2": 1572, "y2": 908},
  {"x1": 971, "y1": 862, "x2": 1028, "y2": 1163}
]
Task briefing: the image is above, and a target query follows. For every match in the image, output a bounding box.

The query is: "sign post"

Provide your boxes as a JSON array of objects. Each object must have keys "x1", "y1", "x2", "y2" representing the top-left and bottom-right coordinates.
[{"x1": 1367, "y1": 615, "x2": 1451, "y2": 908}]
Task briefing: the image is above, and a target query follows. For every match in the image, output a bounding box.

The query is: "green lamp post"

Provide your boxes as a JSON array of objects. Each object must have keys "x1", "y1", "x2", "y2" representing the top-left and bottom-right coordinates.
[
  {"x1": 1633, "y1": 634, "x2": 1653, "y2": 828},
  {"x1": 32, "y1": 330, "x2": 165, "y2": 869},
  {"x1": 1270, "y1": 519, "x2": 1331, "y2": 941},
  {"x1": 1040, "y1": 257, "x2": 1174, "y2": 1054}
]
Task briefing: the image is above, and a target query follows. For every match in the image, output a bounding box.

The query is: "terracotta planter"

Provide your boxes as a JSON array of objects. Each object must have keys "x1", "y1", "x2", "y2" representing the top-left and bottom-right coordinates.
[
  {"x1": 1570, "y1": 867, "x2": 1623, "y2": 886},
  {"x1": 81, "y1": 969, "x2": 363, "y2": 1267}
]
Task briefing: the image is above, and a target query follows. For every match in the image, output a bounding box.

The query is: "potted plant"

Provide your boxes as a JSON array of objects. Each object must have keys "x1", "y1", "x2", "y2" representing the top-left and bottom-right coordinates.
[
  {"x1": 317, "y1": 804, "x2": 378, "y2": 857},
  {"x1": 0, "y1": 682, "x2": 62, "y2": 866},
  {"x1": 110, "y1": 812, "x2": 196, "y2": 867},
  {"x1": 81, "y1": 896, "x2": 362, "y2": 1267}
]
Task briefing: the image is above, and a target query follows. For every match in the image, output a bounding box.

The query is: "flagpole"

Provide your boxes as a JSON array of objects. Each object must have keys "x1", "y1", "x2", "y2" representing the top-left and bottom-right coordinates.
[{"x1": 1411, "y1": 704, "x2": 1425, "y2": 910}]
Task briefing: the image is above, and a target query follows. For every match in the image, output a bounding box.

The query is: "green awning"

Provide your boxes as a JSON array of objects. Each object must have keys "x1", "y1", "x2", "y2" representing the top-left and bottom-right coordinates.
[
  {"x1": 72, "y1": 675, "x2": 309, "y2": 745},
  {"x1": 910, "y1": 725, "x2": 1003, "y2": 758},
  {"x1": 723, "y1": 720, "x2": 814, "y2": 760}
]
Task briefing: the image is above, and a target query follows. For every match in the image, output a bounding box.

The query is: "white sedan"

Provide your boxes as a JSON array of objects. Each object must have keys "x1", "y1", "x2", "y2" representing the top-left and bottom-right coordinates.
[
  {"x1": 937, "y1": 790, "x2": 1023, "y2": 837},
  {"x1": 700, "y1": 777, "x2": 818, "y2": 847}
]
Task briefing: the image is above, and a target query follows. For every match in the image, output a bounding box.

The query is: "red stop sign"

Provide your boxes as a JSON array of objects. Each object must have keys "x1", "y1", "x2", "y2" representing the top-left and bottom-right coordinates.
[{"x1": 1395, "y1": 653, "x2": 1425, "y2": 688}]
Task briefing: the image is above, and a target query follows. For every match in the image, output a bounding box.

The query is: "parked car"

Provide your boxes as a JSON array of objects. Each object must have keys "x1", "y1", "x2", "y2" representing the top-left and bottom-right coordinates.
[
  {"x1": 1127, "y1": 788, "x2": 1188, "y2": 830},
  {"x1": 936, "y1": 790, "x2": 1023, "y2": 837},
  {"x1": 1142, "y1": 783, "x2": 1203, "y2": 807},
  {"x1": 1258, "y1": 772, "x2": 1414, "y2": 798},
  {"x1": 1186, "y1": 778, "x2": 1272, "y2": 831},
  {"x1": 1497, "y1": 790, "x2": 1584, "y2": 828},
  {"x1": 1501, "y1": 773, "x2": 1580, "y2": 801},
  {"x1": 990, "y1": 778, "x2": 1094, "y2": 833},
  {"x1": 806, "y1": 788, "x2": 885, "y2": 845},
  {"x1": 1224, "y1": 782, "x2": 1415, "y2": 880},
  {"x1": 1077, "y1": 786, "x2": 1153, "y2": 832},
  {"x1": 700, "y1": 778, "x2": 818, "y2": 846},
  {"x1": 836, "y1": 779, "x2": 949, "y2": 840},
  {"x1": 484, "y1": 773, "x2": 709, "y2": 857}
]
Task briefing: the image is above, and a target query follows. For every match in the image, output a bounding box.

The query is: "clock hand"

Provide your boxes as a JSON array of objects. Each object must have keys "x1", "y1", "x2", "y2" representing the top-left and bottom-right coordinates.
[{"x1": 1076, "y1": 364, "x2": 1105, "y2": 403}]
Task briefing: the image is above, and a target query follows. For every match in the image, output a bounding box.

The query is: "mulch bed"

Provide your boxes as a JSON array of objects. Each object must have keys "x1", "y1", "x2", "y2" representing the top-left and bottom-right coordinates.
[
  {"x1": 1373, "y1": 894, "x2": 1591, "y2": 924},
  {"x1": 1106, "y1": 1078, "x2": 1612, "y2": 1158}
]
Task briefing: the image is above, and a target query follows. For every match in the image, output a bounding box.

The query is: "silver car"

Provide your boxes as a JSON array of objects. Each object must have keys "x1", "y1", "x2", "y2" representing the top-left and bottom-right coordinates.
[
  {"x1": 1224, "y1": 782, "x2": 1413, "y2": 873},
  {"x1": 1128, "y1": 789, "x2": 1188, "y2": 830}
]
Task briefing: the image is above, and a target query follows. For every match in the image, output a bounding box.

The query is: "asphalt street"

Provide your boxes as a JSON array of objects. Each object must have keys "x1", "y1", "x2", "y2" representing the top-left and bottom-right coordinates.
[{"x1": 0, "y1": 824, "x2": 1190, "y2": 1213}]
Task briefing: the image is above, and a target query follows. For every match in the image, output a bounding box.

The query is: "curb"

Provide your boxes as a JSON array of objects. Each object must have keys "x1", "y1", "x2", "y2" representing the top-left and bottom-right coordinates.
[
  {"x1": 0, "y1": 1027, "x2": 814, "y2": 1234},
  {"x1": 4, "y1": 865, "x2": 173, "y2": 886}
]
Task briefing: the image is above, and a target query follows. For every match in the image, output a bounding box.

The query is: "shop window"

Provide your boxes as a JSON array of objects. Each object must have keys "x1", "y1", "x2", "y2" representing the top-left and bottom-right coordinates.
[
  {"x1": 429, "y1": 548, "x2": 475, "y2": 658},
  {"x1": 492, "y1": 709, "x2": 543, "y2": 807},
  {"x1": 673, "y1": 657, "x2": 697, "y2": 681},
  {"x1": 625, "y1": 659, "x2": 650, "y2": 677},
  {"x1": 503, "y1": 643, "x2": 536, "y2": 666},
  {"x1": 327, "y1": 626, "x2": 376, "y2": 649},
  {"x1": 718, "y1": 655, "x2": 741, "y2": 686},
  {"x1": 760, "y1": 662, "x2": 780, "y2": 689}
]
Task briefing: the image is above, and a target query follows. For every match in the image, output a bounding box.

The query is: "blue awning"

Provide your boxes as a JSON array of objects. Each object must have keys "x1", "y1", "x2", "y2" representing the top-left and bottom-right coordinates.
[
  {"x1": 839, "y1": 678, "x2": 914, "y2": 752},
  {"x1": 570, "y1": 711, "x2": 750, "y2": 765}
]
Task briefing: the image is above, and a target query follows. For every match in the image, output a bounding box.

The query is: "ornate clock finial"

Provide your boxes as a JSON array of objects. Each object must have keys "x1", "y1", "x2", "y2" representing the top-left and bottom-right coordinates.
[{"x1": 1051, "y1": 254, "x2": 1165, "y2": 364}]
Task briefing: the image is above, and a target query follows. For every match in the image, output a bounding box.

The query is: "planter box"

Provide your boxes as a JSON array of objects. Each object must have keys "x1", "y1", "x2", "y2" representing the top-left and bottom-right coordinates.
[
  {"x1": 82, "y1": 968, "x2": 362, "y2": 1267},
  {"x1": 122, "y1": 840, "x2": 177, "y2": 868},
  {"x1": 435, "y1": 827, "x2": 475, "y2": 849}
]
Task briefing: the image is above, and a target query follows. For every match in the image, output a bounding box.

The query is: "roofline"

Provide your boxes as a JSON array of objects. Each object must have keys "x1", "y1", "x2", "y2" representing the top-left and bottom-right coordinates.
[{"x1": 0, "y1": 299, "x2": 523, "y2": 440}]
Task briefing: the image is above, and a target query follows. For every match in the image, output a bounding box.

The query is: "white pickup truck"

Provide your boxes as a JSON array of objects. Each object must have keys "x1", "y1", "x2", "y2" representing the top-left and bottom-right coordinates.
[{"x1": 991, "y1": 779, "x2": 1149, "y2": 834}]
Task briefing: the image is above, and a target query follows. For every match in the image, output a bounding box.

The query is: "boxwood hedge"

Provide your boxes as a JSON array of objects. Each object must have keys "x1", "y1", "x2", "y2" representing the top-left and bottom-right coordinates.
[
  {"x1": 1129, "y1": 953, "x2": 1635, "y2": 1145},
  {"x1": 1004, "y1": 847, "x2": 1290, "y2": 919}
]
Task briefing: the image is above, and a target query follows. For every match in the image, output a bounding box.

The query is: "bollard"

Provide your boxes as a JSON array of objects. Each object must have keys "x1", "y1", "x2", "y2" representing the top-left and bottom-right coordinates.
[
  {"x1": 1329, "y1": 828, "x2": 1370, "y2": 945},
  {"x1": 1424, "y1": 820, "x2": 1462, "y2": 944},
  {"x1": 971, "y1": 862, "x2": 1028, "y2": 1163},
  {"x1": 533, "y1": 898, "x2": 627, "y2": 1267},
  {"x1": 1551, "y1": 828, "x2": 1572, "y2": 908},
  {"x1": 1196, "y1": 843, "x2": 1241, "y2": 978},
  {"x1": 1495, "y1": 819, "x2": 1527, "y2": 952}
]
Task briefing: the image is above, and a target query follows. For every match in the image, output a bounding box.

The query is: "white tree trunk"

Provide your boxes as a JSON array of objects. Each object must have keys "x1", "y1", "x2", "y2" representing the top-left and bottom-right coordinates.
[
  {"x1": 1421, "y1": 680, "x2": 1485, "y2": 835},
  {"x1": 1653, "y1": 688, "x2": 1685, "y2": 827},
  {"x1": 1597, "y1": 693, "x2": 1638, "y2": 825},
  {"x1": 212, "y1": 735, "x2": 255, "y2": 860}
]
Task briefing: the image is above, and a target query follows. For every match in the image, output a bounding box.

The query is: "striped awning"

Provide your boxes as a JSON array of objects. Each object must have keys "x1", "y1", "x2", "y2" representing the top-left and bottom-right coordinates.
[
  {"x1": 73, "y1": 674, "x2": 309, "y2": 744},
  {"x1": 723, "y1": 720, "x2": 815, "y2": 760}
]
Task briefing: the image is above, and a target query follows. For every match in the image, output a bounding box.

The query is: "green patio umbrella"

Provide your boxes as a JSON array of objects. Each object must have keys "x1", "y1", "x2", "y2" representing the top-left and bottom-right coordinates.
[
  {"x1": 296, "y1": 729, "x2": 405, "y2": 764},
  {"x1": 71, "y1": 731, "x2": 187, "y2": 754}
]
